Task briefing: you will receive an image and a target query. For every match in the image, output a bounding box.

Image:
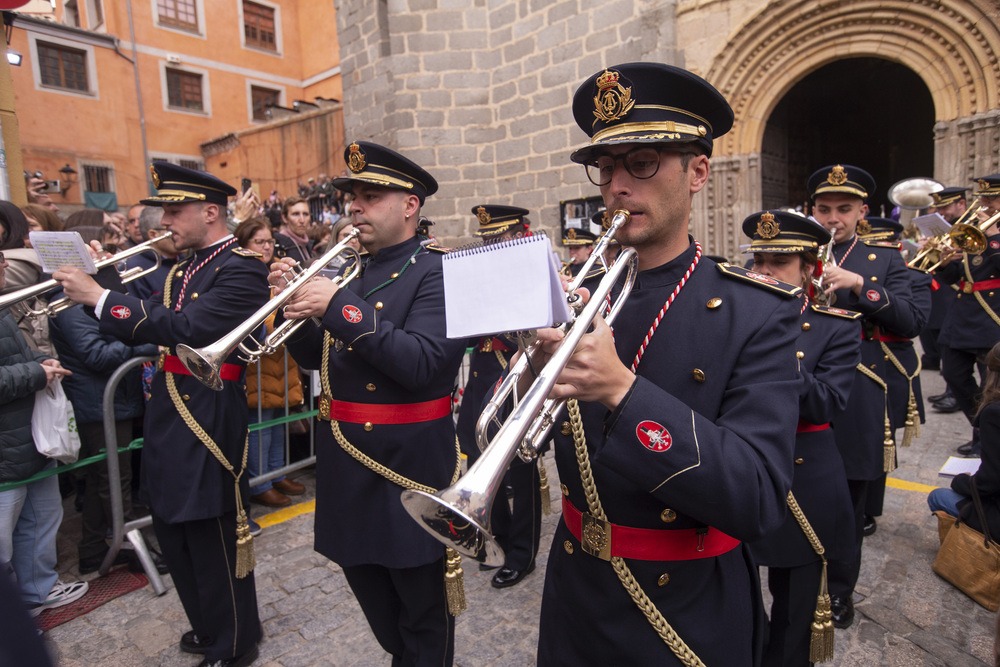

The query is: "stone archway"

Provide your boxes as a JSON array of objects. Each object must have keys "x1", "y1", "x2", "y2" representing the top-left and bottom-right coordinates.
[{"x1": 693, "y1": 0, "x2": 1000, "y2": 258}]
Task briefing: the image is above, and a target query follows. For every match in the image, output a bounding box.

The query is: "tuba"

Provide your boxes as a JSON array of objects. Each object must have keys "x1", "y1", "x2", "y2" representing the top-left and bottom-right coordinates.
[
  {"x1": 175, "y1": 230, "x2": 362, "y2": 390},
  {"x1": 400, "y1": 210, "x2": 639, "y2": 566}
]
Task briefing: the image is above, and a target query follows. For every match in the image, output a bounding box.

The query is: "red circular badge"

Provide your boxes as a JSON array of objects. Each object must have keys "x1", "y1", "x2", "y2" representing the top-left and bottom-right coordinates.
[
  {"x1": 746, "y1": 271, "x2": 778, "y2": 285},
  {"x1": 866, "y1": 290, "x2": 880, "y2": 302},
  {"x1": 110, "y1": 305, "x2": 131, "y2": 319},
  {"x1": 342, "y1": 305, "x2": 363, "y2": 323},
  {"x1": 636, "y1": 420, "x2": 672, "y2": 452},
  {"x1": 991, "y1": 240, "x2": 1000, "y2": 250}
]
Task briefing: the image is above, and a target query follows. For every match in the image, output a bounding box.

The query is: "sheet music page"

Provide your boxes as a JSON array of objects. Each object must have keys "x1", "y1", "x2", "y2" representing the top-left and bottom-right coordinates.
[
  {"x1": 29, "y1": 231, "x2": 98, "y2": 274},
  {"x1": 912, "y1": 213, "x2": 951, "y2": 238},
  {"x1": 938, "y1": 455, "x2": 981, "y2": 477},
  {"x1": 443, "y1": 234, "x2": 571, "y2": 339}
]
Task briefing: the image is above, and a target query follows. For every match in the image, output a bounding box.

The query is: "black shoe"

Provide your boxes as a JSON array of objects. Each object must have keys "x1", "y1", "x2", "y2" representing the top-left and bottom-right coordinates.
[
  {"x1": 491, "y1": 563, "x2": 536, "y2": 589},
  {"x1": 180, "y1": 630, "x2": 212, "y2": 654},
  {"x1": 958, "y1": 440, "x2": 982, "y2": 458},
  {"x1": 863, "y1": 515, "x2": 877, "y2": 537},
  {"x1": 830, "y1": 595, "x2": 854, "y2": 629},
  {"x1": 197, "y1": 644, "x2": 258, "y2": 667},
  {"x1": 79, "y1": 549, "x2": 130, "y2": 574},
  {"x1": 478, "y1": 563, "x2": 499, "y2": 571},
  {"x1": 129, "y1": 548, "x2": 169, "y2": 575},
  {"x1": 932, "y1": 397, "x2": 960, "y2": 413},
  {"x1": 928, "y1": 391, "x2": 950, "y2": 402}
]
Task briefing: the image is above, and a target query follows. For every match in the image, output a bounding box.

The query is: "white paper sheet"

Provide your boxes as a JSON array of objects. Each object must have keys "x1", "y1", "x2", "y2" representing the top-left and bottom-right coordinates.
[
  {"x1": 938, "y1": 456, "x2": 981, "y2": 477},
  {"x1": 29, "y1": 231, "x2": 98, "y2": 274}
]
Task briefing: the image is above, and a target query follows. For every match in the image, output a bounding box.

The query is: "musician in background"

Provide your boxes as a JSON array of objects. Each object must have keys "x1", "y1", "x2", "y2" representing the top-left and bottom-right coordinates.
[
  {"x1": 809, "y1": 165, "x2": 923, "y2": 629},
  {"x1": 935, "y1": 175, "x2": 1000, "y2": 458},
  {"x1": 744, "y1": 211, "x2": 859, "y2": 667},
  {"x1": 121, "y1": 206, "x2": 180, "y2": 302},
  {"x1": 54, "y1": 163, "x2": 268, "y2": 667},
  {"x1": 270, "y1": 142, "x2": 465, "y2": 665},
  {"x1": 526, "y1": 62, "x2": 802, "y2": 666},
  {"x1": 560, "y1": 226, "x2": 597, "y2": 278}
]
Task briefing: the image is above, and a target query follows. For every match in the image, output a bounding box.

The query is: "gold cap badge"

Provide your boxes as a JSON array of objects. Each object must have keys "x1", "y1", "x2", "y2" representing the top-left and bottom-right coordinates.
[
  {"x1": 756, "y1": 212, "x2": 779, "y2": 239},
  {"x1": 476, "y1": 206, "x2": 491, "y2": 225},
  {"x1": 601, "y1": 210, "x2": 611, "y2": 230},
  {"x1": 567, "y1": 229, "x2": 577, "y2": 240},
  {"x1": 348, "y1": 142, "x2": 366, "y2": 173},
  {"x1": 857, "y1": 219, "x2": 872, "y2": 235},
  {"x1": 150, "y1": 164, "x2": 161, "y2": 189},
  {"x1": 931, "y1": 193, "x2": 942, "y2": 205},
  {"x1": 979, "y1": 179, "x2": 991, "y2": 192},
  {"x1": 827, "y1": 165, "x2": 847, "y2": 186},
  {"x1": 593, "y1": 69, "x2": 635, "y2": 123}
]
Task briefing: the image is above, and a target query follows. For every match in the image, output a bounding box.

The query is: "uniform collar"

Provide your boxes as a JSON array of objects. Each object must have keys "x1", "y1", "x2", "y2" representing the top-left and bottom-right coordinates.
[
  {"x1": 367, "y1": 235, "x2": 421, "y2": 265},
  {"x1": 193, "y1": 234, "x2": 235, "y2": 260},
  {"x1": 634, "y1": 237, "x2": 700, "y2": 289}
]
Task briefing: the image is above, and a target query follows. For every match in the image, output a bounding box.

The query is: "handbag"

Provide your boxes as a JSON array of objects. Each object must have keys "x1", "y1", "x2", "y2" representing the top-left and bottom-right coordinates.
[
  {"x1": 31, "y1": 379, "x2": 82, "y2": 464},
  {"x1": 932, "y1": 477, "x2": 1000, "y2": 611}
]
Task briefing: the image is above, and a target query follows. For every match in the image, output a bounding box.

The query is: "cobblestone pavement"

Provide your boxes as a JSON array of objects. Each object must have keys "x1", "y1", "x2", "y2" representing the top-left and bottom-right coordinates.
[{"x1": 42, "y1": 368, "x2": 996, "y2": 666}]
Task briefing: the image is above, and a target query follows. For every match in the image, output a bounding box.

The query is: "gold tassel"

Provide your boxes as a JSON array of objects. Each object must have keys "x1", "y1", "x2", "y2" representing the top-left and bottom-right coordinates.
[
  {"x1": 234, "y1": 484, "x2": 255, "y2": 579},
  {"x1": 883, "y1": 416, "x2": 896, "y2": 473},
  {"x1": 538, "y1": 457, "x2": 551, "y2": 517},
  {"x1": 810, "y1": 559, "x2": 835, "y2": 663},
  {"x1": 444, "y1": 548, "x2": 466, "y2": 617}
]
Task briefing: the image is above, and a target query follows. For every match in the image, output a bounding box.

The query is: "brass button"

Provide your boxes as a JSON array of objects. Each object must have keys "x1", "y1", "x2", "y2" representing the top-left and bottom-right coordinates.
[
  {"x1": 366, "y1": 383, "x2": 376, "y2": 391},
  {"x1": 692, "y1": 369, "x2": 706, "y2": 383},
  {"x1": 884, "y1": 355, "x2": 890, "y2": 361},
  {"x1": 564, "y1": 540, "x2": 574, "y2": 554},
  {"x1": 182, "y1": 394, "x2": 190, "y2": 401},
  {"x1": 364, "y1": 422, "x2": 373, "y2": 431},
  {"x1": 560, "y1": 484, "x2": 569, "y2": 496},
  {"x1": 870, "y1": 364, "x2": 877, "y2": 370},
  {"x1": 657, "y1": 573, "x2": 670, "y2": 587},
  {"x1": 391, "y1": 272, "x2": 399, "y2": 279},
  {"x1": 375, "y1": 301, "x2": 383, "y2": 311},
  {"x1": 190, "y1": 292, "x2": 198, "y2": 300},
  {"x1": 697, "y1": 125, "x2": 706, "y2": 136},
  {"x1": 795, "y1": 457, "x2": 804, "y2": 464},
  {"x1": 991, "y1": 292, "x2": 996, "y2": 297},
  {"x1": 706, "y1": 298, "x2": 722, "y2": 309},
  {"x1": 801, "y1": 322, "x2": 811, "y2": 331},
  {"x1": 175, "y1": 270, "x2": 183, "y2": 277},
  {"x1": 796, "y1": 351, "x2": 804, "y2": 359},
  {"x1": 560, "y1": 421, "x2": 571, "y2": 436},
  {"x1": 871, "y1": 276, "x2": 878, "y2": 282},
  {"x1": 473, "y1": 371, "x2": 478, "y2": 378},
  {"x1": 660, "y1": 509, "x2": 677, "y2": 523},
  {"x1": 868, "y1": 253, "x2": 877, "y2": 261}
]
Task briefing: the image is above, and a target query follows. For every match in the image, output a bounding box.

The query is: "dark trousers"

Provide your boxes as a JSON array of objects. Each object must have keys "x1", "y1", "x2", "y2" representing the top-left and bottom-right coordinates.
[
  {"x1": 152, "y1": 512, "x2": 260, "y2": 661},
  {"x1": 827, "y1": 478, "x2": 866, "y2": 600},
  {"x1": 78, "y1": 420, "x2": 134, "y2": 560},
  {"x1": 492, "y1": 458, "x2": 542, "y2": 571},
  {"x1": 341, "y1": 559, "x2": 454, "y2": 667},
  {"x1": 919, "y1": 327, "x2": 942, "y2": 369},
  {"x1": 763, "y1": 560, "x2": 823, "y2": 667},
  {"x1": 941, "y1": 345, "x2": 989, "y2": 432},
  {"x1": 865, "y1": 473, "x2": 886, "y2": 519}
]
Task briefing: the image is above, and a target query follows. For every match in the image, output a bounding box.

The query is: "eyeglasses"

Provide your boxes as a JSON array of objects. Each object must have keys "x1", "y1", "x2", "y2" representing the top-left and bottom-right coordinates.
[
  {"x1": 585, "y1": 146, "x2": 666, "y2": 186},
  {"x1": 250, "y1": 239, "x2": 276, "y2": 247}
]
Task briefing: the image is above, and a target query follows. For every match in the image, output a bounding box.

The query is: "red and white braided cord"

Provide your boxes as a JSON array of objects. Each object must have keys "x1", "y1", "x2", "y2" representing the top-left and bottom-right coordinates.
[{"x1": 175, "y1": 238, "x2": 237, "y2": 310}]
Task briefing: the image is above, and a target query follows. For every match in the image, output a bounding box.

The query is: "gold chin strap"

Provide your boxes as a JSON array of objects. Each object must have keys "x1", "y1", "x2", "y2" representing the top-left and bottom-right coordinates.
[
  {"x1": 321, "y1": 331, "x2": 467, "y2": 616},
  {"x1": 786, "y1": 492, "x2": 835, "y2": 663}
]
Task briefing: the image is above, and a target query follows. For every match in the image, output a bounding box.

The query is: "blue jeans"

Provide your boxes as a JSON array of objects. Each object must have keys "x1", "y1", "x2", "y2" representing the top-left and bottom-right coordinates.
[
  {"x1": 248, "y1": 408, "x2": 286, "y2": 496},
  {"x1": 0, "y1": 462, "x2": 62, "y2": 604},
  {"x1": 928, "y1": 487, "x2": 964, "y2": 517}
]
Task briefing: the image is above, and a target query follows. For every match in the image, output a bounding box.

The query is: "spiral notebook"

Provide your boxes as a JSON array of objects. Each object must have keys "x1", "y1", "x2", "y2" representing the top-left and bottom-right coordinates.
[{"x1": 442, "y1": 234, "x2": 572, "y2": 339}]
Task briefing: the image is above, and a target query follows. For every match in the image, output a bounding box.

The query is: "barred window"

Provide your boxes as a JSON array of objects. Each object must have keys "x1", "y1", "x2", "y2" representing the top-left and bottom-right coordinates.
[
  {"x1": 166, "y1": 68, "x2": 203, "y2": 111},
  {"x1": 179, "y1": 159, "x2": 204, "y2": 170},
  {"x1": 158, "y1": 0, "x2": 198, "y2": 31},
  {"x1": 244, "y1": 2, "x2": 276, "y2": 51},
  {"x1": 37, "y1": 42, "x2": 88, "y2": 92},
  {"x1": 251, "y1": 85, "x2": 280, "y2": 121},
  {"x1": 83, "y1": 165, "x2": 112, "y2": 193}
]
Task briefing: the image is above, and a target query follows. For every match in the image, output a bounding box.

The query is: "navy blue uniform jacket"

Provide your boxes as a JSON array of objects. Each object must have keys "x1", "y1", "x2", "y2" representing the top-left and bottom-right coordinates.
[
  {"x1": 936, "y1": 240, "x2": 1000, "y2": 351},
  {"x1": 99, "y1": 240, "x2": 270, "y2": 523},
  {"x1": 536, "y1": 247, "x2": 801, "y2": 667},
  {"x1": 283, "y1": 236, "x2": 467, "y2": 569}
]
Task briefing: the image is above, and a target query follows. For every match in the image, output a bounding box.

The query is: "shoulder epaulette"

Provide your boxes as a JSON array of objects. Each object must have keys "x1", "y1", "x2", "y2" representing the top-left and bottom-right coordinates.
[
  {"x1": 810, "y1": 304, "x2": 862, "y2": 320},
  {"x1": 231, "y1": 247, "x2": 263, "y2": 258},
  {"x1": 583, "y1": 264, "x2": 606, "y2": 280},
  {"x1": 863, "y1": 239, "x2": 903, "y2": 250},
  {"x1": 716, "y1": 263, "x2": 803, "y2": 297},
  {"x1": 425, "y1": 243, "x2": 451, "y2": 254}
]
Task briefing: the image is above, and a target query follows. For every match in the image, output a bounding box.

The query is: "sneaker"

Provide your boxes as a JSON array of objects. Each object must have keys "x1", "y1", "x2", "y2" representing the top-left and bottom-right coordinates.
[
  {"x1": 27, "y1": 580, "x2": 89, "y2": 616},
  {"x1": 248, "y1": 518, "x2": 262, "y2": 537}
]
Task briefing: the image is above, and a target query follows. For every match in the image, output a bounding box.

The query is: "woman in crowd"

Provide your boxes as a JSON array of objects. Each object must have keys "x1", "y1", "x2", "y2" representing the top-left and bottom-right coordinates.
[
  {"x1": 21, "y1": 203, "x2": 64, "y2": 241},
  {"x1": 745, "y1": 211, "x2": 860, "y2": 667},
  {"x1": 274, "y1": 197, "x2": 313, "y2": 265},
  {"x1": 234, "y1": 218, "x2": 305, "y2": 517},
  {"x1": 320, "y1": 218, "x2": 361, "y2": 273},
  {"x1": 0, "y1": 202, "x2": 57, "y2": 358}
]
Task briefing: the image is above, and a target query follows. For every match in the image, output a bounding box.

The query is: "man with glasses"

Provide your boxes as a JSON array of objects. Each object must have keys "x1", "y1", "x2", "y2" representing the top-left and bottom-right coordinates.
[{"x1": 526, "y1": 62, "x2": 802, "y2": 665}]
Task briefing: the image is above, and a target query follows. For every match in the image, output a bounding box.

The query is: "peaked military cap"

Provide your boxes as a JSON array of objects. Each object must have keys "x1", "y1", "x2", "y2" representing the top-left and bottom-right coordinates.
[
  {"x1": 808, "y1": 164, "x2": 876, "y2": 200},
  {"x1": 930, "y1": 186, "x2": 967, "y2": 208},
  {"x1": 742, "y1": 210, "x2": 831, "y2": 254},
  {"x1": 569, "y1": 62, "x2": 734, "y2": 163},
  {"x1": 859, "y1": 216, "x2": 903, "y2": 241},
  {"x1": 142, "y1": 161, "x2": 236, "y2": 207},
  {"x1": 333, "y1": 141, "x2": 438, "y2": 204},
  {"x1": 472, "y1": 204, "x2": 529, "y2": 238},
  {"x1": 562, "y1": 227, "x2": 598, "y2": 246},
  {"x1": 973, "y1": 174, "x2": 1000, "y2": 197}
]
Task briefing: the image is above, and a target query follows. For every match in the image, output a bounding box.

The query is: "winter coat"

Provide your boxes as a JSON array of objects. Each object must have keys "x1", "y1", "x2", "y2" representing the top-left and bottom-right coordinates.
[
  {"x1": 0, "y1": 308, "x2": 50, "y2": 483},
  {"x1": 245, "y1": 313, "x2": 303, "y2": 411},
  {"x1": 0, "y1": 247, "x2": 57, "y2": 358}
]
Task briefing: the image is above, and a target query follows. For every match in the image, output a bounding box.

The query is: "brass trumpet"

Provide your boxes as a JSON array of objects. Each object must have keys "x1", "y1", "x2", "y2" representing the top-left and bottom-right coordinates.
[
  {"x1": 400, "y1": 210, "x2": 638, "y2": 566},
  {"x1": 0, "y1": 232, "x2": 174, "y2": 318},
  {"x1": 176, "y1": 230, "x2": 361, "y2": 390},
  {"x1": 812, "y1": 237, "x2": 836, "y2": 305},
  {"x1": 908, "y1": 198, "x2": 1000, "y2": 272}
]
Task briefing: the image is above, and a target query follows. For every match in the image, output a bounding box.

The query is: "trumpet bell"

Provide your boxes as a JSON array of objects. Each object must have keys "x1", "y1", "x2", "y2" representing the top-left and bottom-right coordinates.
[
  {"x1": 400, "y1": 489, "x2": 505, "y2": 566},
  {"x1": 888, "y1": 177, "x2": 945, "y2": 210},
  {"x1": 175, "y1": 343, "x2": 228, "y2": 391},
  {"x1": 949, "y1": 223, "x2": 988, "y2": 255}
]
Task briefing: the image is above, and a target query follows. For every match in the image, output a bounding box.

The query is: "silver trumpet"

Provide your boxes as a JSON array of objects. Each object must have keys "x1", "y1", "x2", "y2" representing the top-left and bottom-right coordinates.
[
  {"x1": 176, "y1": 230, "x2": 361, "y2": 391},
  {"x1": 0, "y1": 232, "x2": 174, "y2": 318},
  {"x1": 400, "y1": 210, "x2": 638, "y2": 566},
  {"x1": 812, "y1": 237, "x2": 836, "y2": 305}
]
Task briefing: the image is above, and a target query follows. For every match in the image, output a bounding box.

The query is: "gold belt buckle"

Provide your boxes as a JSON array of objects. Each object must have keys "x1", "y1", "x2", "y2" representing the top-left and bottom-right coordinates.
[
  {"x1": 964, "y1": 283, "x2": 974, "y2": 294},
  {"x1": 319, "y1": 396, "x2": 331, "y2": 421},
  {"x1": 580, "y1": 513, "x2": 612, "y2": 561}
]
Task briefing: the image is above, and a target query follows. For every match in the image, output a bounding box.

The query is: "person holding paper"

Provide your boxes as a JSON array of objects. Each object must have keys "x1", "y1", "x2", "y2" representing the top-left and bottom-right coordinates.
[
  {"x1": 269, "y1": 141, "x2": 465, "y2": 666},
  {"x1": 53, "y1": 162, "x2": 267, "y2": 667},
  {"x1": 456, "y1": 204, "x2": 544, "y2": 589},
  {"x1": 525, "y1": 62, "x2": 803, "y2": 666},
  {"x1": 934, "y1": 175, "x2": 1000, "y2": 459},
  {"x1": 743, "y1": 211, "x2": 860, "y2": 666}
]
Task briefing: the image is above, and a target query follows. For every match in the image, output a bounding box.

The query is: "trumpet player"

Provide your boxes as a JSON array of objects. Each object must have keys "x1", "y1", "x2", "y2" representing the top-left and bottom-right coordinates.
[
  {"x1": 270, "y1": 142, "x2": 464, "y2": 666},
  {"x1": 54, "y1": 162, "x2": 268, "y2": 667},
  {"x1": 527, "y1": 63, "x2": 803, "y2": 667},
  {"x1": 935, "y1": 175, "x2": 1000, "y2": 458},
  {"x1": 808, "y1": 165, "x2": 924, "y2": 630}
]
